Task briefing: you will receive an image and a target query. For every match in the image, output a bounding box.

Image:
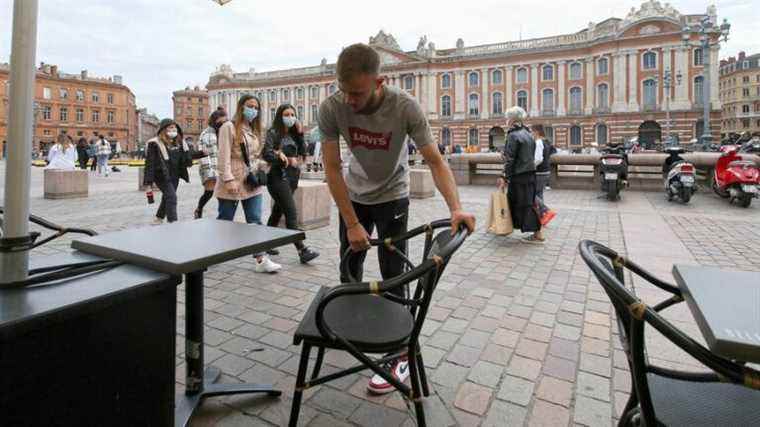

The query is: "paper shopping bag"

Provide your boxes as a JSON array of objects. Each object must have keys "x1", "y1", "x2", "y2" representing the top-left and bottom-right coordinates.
[{"x1": 487, "y1": 191, "x2": 513, "y2": 235}]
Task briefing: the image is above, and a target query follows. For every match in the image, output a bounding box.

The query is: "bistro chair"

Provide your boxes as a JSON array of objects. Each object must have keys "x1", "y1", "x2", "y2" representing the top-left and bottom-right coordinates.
[
  {"x1": 288, "y1": 219, "x2": 468, "y2": 427},
  {"x1": 578, "y1": 240, "x2": 760, "y2": 426}
]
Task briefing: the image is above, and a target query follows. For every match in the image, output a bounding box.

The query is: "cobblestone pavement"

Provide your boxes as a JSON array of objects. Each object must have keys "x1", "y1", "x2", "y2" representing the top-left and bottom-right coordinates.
[{"x1": 3, "y1": 163, "x2": 759, "y2": 426}]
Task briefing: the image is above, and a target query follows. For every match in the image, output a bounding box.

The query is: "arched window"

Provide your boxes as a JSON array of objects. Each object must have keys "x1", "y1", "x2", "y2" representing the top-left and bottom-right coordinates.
[
  {"x1": 297, "y1": 87, "x2": 304, "y2": 100},
  {"x1": 468, "y1": 72, "x2": 479, "y2": 86},
  {"x1": 468, "y1": 128, "x2": 479, "y2": 146},
  {"x1": 328, "y1": 84, "x2": 336, "y2": 95},
  {"x1": 297, "y1": 106, "x2": 304, "y2": 119},
  {"x1": 569, "y1": 62, "x2": 582, "y2": 80},
  {"x1": 404, "y1": 75, "x2": 414, "y2": 90},
  {"x1": 310, "y1": 86, "x2": 318, "y2": 98},
  {"x1": 492, "y1": 70, "x2": 503, "y2": 85},
  {"x1": 596, "y1": 123, "x2": 608, "y2": 145},
  {"x1": 441, "y1": 127, "x2": 451, "y2": 146},
  {"x1": 268, "y1": 91, "x2": 276, "y2": 102},
  {"x1": 283, "y1": 89, "x2": 290, "y2": 101},
  {"x1": 492, "y1": 92, "x2": 503, "y2": 115},
  {"x1": 694, "y1": 48, "x2": 704, "y2": 66},
  {"x1": 597, "y1": 57, "x2": 609, "y2": 75},
  {"x1": 570, "y1": 125, "x2": 582, "y2": 146},
  {"x1": 694, "y1": 76, "x2": 705, "y2": 104},
  {"x1": 542, "y1": 64, "x2": 554, "y2": 81},
  {"x1": 468, "y1": 93, "x2": 479, "y2": 116},
  {"x1": 569, "y1": 87, "x2": 583, "y2": 113},
  {"x1": 441, "y1": 73, "x2": 451, "y2": 89},
  {"x1": 643, "y1": 79, "x2": 657, "y2": 108},
  {"x1": 441, "y1": 95, "x2": 451, "y2": 117},
  {"x1": 597, "y1": 83, "x2": 609, "y2": 109},
  {"x1": 516, "y1": 67, "x2": 528, "y2": 83},
  {"x1": 643, "y1": 51, "x2": 657, "y2": 69},
  {"x1": 695, "y1": 119, "x2": 705, "y2": 139},
  {"x1": 517, "y1": 90, "x2": 528, "y2": 110},
  {"x1": 542, "y1": 88, "x2": 554, "y2": 113}
]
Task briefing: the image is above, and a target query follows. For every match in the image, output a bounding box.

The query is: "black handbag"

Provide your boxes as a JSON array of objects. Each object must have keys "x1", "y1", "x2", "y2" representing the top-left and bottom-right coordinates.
[{"x1": 240, "y1": 141, "x2": 267, "y2": 189}]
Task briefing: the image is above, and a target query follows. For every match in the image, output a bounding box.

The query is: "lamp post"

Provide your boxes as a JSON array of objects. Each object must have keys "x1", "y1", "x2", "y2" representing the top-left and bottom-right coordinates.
[
  {"x1": 662, "y1": 67, "x2": 683, "y2": 143},
  {"x1": 682, "y1": 17, "x2": 730, "y2": 145}
]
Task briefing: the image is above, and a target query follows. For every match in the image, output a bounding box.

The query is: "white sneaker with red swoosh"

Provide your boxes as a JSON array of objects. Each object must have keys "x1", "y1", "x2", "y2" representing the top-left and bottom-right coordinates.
[{"x1": 367, "y1": 357, "x2": 409, "y2": 395}]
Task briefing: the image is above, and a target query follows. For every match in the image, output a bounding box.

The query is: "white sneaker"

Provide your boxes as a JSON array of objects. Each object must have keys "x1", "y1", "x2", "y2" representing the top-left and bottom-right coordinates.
[
  {"x1": 151, "y1": 217, "x2": 164, "y2": 226},
  {"x1": 367, "y1": 357, "x2": 410, "y2": 395},
  {"x1": 255, "y1": 257, "x2": 281, "y2": 273}
]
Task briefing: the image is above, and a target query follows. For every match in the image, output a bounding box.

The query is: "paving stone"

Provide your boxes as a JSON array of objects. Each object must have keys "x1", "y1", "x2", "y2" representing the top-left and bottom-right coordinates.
[
  {"x1": 348, "y1": 402, "x2": 407, "y2": 427},
  {"x1": 441, "y1": 317, "x2": 469, "y2": 334},
  {"x1": 581, "y1": 337, "x2": 610, "y2": 357},
  {"x1": 535, "y1": 376, "x2": 573, "y2": 407},
  {"x1": 491, "y1": 328, "x2": 520, "y2": 348},
  {"x1": 515, "y1": 338, "x2": 548, "y2": 361},
  {"x1": 506, "y1": 355, "x2": 542, "y2": 381},
  {"x1": 482, "y1": 400, "x2": 527, "y2": 427},
  {"x1": 308, "y1": 387, "x2": 364, "y2": 418},
  {"x1": 577, "y1": 372, "x2": 611, "y2": 402},
  {"x1": 480, "y1": 343, "x2": 513, "y2": 366},
  {"x1": 470, "y1": 316, "x2": 502, "y2": 332},
  {"x1": 528, "y1": 400, "x2": 571, "y2": 427},
  {"x1": 543, "y1": 355, "x2": 577, "y2": 382},
  {"x1": 231, "y1": 323, "x2": 270, "y2": 340},
  {"x1": 447, "y1": 344, "x2": 482, "y2": 368},
  {"x1": 468, "y1": 360, "x2": 504, "y2": 388},
  {"x1": 214, "y1": 353, "x2": 255, "y2": 376},
  {"x1": 613, "y1": 368, "x2": 632, "y2": 393},
  {"x1": 496, "y1": 375, "x2": 535, "y2": 406},
  {"x1": 554, "y1": 324, "x2": 582, "y2": 341},
  {"x1": 459, "y1": 329, "x2": 491, "y2": 349},
  {"x1": 454, "y1": 382, "x2": 493, "y2": 416},
  {"x1": 431, "y1": 362, "x2": 469, "y2": 389},
  {"x1": 427, "y1": 330, "x2": 460, "y2": 351},
  {"x1": 580, "y1": 352, "x2": 612, "y2": 378},
  {"x1": 549, "y1": 338, "x2": 580, "y2": 362},
  {"x1": 502, "y1": 315, "x2": 528, "y2": 331},
  {"x1": 523, "y1": 323, "x2": 553, "y2": 343},
  {"x1": 574, "y1": 395, "x2": 613, "y2": 427}
]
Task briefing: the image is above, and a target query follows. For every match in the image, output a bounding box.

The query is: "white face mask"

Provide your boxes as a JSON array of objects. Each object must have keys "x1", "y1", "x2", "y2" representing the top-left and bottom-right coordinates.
[
  {"x1": 283, "y1": 116, "x2": 296, "y2": 128},
  {"x1": 166, "y1": 130, "x2": 178, "y2": 139}
]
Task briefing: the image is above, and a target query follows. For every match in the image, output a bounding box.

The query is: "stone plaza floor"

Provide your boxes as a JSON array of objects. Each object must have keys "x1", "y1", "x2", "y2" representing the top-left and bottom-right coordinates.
[{"x1": 3, "y1": 163, "x2": 759, "y2": 426}]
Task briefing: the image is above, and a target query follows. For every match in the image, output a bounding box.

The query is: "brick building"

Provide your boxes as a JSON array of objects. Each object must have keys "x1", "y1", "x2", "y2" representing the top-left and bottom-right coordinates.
[
  {"x1": 719, "y1": 52, "x2": 760, "y2": 137},
  {"x1": 0, "y1": 62, "x2": 137, "y2": 153},
  {"x1": 172, "y1": 86, "x2": 209, "y2": 141},
  {"x1": 206, "y1": 1, "x2": 722, "y2": 150}
]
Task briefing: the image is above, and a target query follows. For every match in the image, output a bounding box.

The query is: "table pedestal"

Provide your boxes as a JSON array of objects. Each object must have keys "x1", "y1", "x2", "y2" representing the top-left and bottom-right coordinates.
[{"x1": 175, "y1": 270, "x2": 281, "y2": 427}]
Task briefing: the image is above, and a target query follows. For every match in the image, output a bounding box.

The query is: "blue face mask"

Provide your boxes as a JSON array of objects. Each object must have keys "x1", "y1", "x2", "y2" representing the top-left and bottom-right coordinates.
[{"x1": 243, "y1": 106, "x2": 258, "y2": 122}]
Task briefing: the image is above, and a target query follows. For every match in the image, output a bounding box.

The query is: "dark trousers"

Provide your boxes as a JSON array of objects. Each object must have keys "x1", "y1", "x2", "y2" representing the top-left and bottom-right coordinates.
[
  {"x1": 89, "y1": 155, "x2": 97, "y2": 171},
  {"x1": 155, "y1": 176, "x2": 179, "y2": 222},
  {"x1": 508, "y1": 173, "x2": 540, "y2": 233},
  {"x1": 267, "y1": 167, "x2": 305, "y2": 251},
  {"x1": 339, "y1": 197, "x2": 409, "y2": 297},
  {"x1": 78, "y1": 151, "x2": 88, "y2": 170}
]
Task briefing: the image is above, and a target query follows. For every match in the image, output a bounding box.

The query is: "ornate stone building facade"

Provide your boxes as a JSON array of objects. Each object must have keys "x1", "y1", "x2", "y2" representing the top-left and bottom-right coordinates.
[
  {"x1": 207, "y1": 1, "x2": 722, "y2": 150},
  {"x1": 719, "y1": 52, "x2": 760, "y2": 137},
  {"x1": 172, "y1": 86, "x2": 209, "y2": 141}
]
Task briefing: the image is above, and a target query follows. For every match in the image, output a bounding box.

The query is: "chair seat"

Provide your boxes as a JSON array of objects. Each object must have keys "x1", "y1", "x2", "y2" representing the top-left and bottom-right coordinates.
[
  {"x1": 294, "y1": 287, "x2": 415, "y2": 352},
  {"x1": 648, "y1": 373, "x2": 760, "y2": 426}
]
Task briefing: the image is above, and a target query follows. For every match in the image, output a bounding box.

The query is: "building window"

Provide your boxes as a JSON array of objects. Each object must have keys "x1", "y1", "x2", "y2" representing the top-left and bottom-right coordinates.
[
  {"x1": 596, "y1": 123, "x2": 608, "y2": 145},
  {"x1": 468, "y1": 128, "x2": 478, "y2": 146},
  {"x1": 468, "y1": 72, "x2": 479, "y2": 86},
  {"x1": 743, "y1": 105, "x2": 750, "y2": 114},
  {"x1": 516, "y1": 67, "x2": 528, "y2": 83},
  {"x1": 269, "y1": 91, "x2": 276, "y2": 102},
  {"x1": 694, "y1": 48, "x2": 704, "y2": 66},
  {"x1": 41, "y1": 105, "x2": 51, "y2": 120},
  {"x1": 59, "y1": 88, "x2": 68, "y2": 99},
  {"x1": 542, "y1": 88, "x2": 554, "y2": 113},
  {"x1": 643, "y1": 79, "x2": 657, "y2": 108},
  {"x1": 297, "y1": 106, "x2": 304, "y2": 119},
  {"x1": 643, "y1": 51, "x2": 657, "y2": 69},
  {"x1": 468, "y1": 93, "x2": 479, "y2": 116},
  {"x1": 107, "y1": 111, "x2": 115, "y2": 124},
  {"x1": 694, "y1": 76, "x2": 704, "y2": 104},
  {"x1": 545, "y1": 126, "x2": 554, "y2": 142},
  {"x1": 743, "y1": 88, "x2": 750, "y2": 97},
  {"x1": 441, "y1": 95, "x2": 451, "y2": 117},
  {"x1": 310, "y1": 86, "x2": 318, "y2": 98},
  {"x1": 92, "y1": 91, "x2": 99, "y2": 103},
  {"x1": 441, "y1": 73, "x2": 451, "y2": 89},
  {"x1": 328, "y1": 84, "x2": 336, "y2": 95},
  {"x1": 92, "y1": 110, "x2": 100, "y2": 122},
  {"x1": 597, "y1": 83, "x2": 609, "y2": 109},
  {"x1": 492, "y1": 70, "x2": 503, "y2": 85},
  {"x1": 269, "y1": 108, "x2": 275, "y2": 121},
  {"x1": 107, "y1": 93, "x2": 114, "y2": 104},
  {"x1": 517, "y1": 90, "x2": 528, "y2": 110},
  {"x1": 108, "y1": 132, "x2": 114, "y2": 137},
  {"x1": 492, "y1": 92, "x2": 503, "y2": 115},
  {"x1": 297, "y1": 87, "x2": 304, "y2": 100},
  {"x1": 76, "y1": 108, "x2": 84, "y2": 122},
  {"x1": 187, "y1": 119, "x2": 193, "y2": 129},
  {"x1": 43, "y1": 87, "x2": 51, "y2": 99},
  {"x1": 569, "y1": 87, "x2": 582, "y2": 113},
  {"x1": 598, "y1": 57, "x2": 609, "y2": 75},
  {"x1": 743, "y1": 61, "x2": 749, "y2": 69},
  {"x1": 59, "y1": 107, "x2": 68, "y2": 122},
  {"x1": 441, "y1": 127, "x2": 451, "y2": 146},
  {"x1": 569, "y1": 62, "x2": 582, "y2": 80},
  {"x1": 198, "y1": 106, "x2": 203, "y2": 116},
  {"x1": 743, "y1": 76, "x2": 750, "y2": 84},
  {"x1": 542, "y1": 65, "x2": 554, "y2": 81},
  {"x1": 283, "y1": 89, "x2": 290, "y2": 101},
  {"x1": 402, "y1": 75, "x2": 413, "y2": 90},
  {"x1": 310, "y1": 105, "x2": 317, "y2": 121},
  {"x1": 570, "y1": 125, "x2": 582, "y2": 145},
  {"x1": 43, "y1": 129, "x2": 51, "y2": 136},
  {"x1": 743, "y1": 119, "x2": 750, "y2": 128}
]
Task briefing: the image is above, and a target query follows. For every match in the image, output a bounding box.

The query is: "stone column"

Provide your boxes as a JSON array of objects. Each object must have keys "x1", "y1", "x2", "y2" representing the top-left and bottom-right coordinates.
[
  {"x1": 673, "y1": 47, "x2": 690, "y2": 110},
  {"x1": 557, "y1": 61, "x2": 566, "y2": 116},
  {"x1": 585, "y1": 56, "x2": 594, "y2": 115},
  {"x1": 416, "y1": 73, "x2": 422, "y2": 103},
  {"x1": 505, "y1": 66, "x2": 513, "y2": 109},
  {"x1": 304, "y1": 85, "x2": 310, "y2": 125},
  {"x1": 261, "y1": 90, "x2": 269, "y2": 128},
  {"x1": 481, "y1": 67, "x2": 490, "y2": 119},
  {"x1": 427, "y1": 71, "x2": 437, "y2": 118},
  {"x1": 454, "y1": 70, "x2": 465, "y2": 119},
  {"x1": 530, "y1": 64, "x2": 539, "y2": 117},
  {"x1": 628, "y1": 50, "x2": 639, "y2": 111},
  {"x1": 709, "y1": 45, "x2": 720, "y2": 109},
  {"x1": 612, "y1": 52, "x2": 627, "y2": 112}
]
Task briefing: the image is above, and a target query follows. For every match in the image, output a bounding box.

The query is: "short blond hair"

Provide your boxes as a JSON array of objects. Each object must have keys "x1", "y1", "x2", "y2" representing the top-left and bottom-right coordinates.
[
  {"x1": 506, "y1": 106, "x2": 527, "y2": 122},
  {"x1": 336, "y1": 44, "x2": 381, "y2": 83}
]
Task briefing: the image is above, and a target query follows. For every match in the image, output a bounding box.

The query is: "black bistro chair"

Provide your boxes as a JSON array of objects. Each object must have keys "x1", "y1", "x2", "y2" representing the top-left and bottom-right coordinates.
[
  {"x1": 288, "y1": 220, "x2": 468, "y2": 427},
  {"x1": 579, "y1": 240, "x2": 760, "y2": 426}
]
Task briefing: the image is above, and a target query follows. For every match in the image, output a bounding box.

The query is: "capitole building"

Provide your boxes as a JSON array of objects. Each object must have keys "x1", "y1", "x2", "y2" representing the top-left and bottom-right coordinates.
[{"x1": 206, "y1": 1, "x2": 722, "y2": 150}]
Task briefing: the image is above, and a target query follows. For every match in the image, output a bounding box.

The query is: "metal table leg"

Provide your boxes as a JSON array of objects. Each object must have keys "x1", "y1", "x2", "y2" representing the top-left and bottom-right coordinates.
[{"x1": 175, "y1": 270, "x2": 281, "y2": 427}]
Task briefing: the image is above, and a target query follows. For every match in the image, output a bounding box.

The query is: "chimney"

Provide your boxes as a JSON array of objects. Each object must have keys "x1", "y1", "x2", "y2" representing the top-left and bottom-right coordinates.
[
  {"x1": 81, "y1": 69, "x2": 88, "y2": 79},
  {"x1": 113, "y1": 75, "x2": 122, "y2": 84},
  {"x1": 738, "y1": 51, "x2": 746, "y2": 61}
]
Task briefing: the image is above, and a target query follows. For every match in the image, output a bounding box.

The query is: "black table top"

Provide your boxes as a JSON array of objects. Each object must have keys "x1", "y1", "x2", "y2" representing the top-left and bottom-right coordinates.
[
  {"x1": 71, "y1": 219, "x2": 304, "y2": 275},
  {"x1": 672, "y1": 264, "x2": 760, "y2": 363},
  {"x1": 0, "y1": 251, "x2": 179, "y2": 339}
]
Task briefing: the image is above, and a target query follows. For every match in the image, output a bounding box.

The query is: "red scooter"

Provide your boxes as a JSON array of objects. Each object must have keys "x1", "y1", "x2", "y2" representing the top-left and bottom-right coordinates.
[{"x1": 712, "y1": 146, "x2": 760, "y2": 208}]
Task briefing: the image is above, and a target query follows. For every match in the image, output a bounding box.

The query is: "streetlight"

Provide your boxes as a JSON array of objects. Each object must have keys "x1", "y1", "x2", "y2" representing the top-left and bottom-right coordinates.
[
  {"x1": 682, "y1": 17, "x2": 730, "y2": 145},
  {"x1": 211, "y1": 0, "x2": 234, "y2": 4},
  {"x1": 662, "y1": 67, "x2": 682, "y2": 143}
]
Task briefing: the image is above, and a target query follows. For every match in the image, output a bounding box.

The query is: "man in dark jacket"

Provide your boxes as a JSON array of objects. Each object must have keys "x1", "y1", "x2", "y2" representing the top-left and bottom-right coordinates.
[{"x1": 498, "y1": 106, "x2": 543, "y2": 243}]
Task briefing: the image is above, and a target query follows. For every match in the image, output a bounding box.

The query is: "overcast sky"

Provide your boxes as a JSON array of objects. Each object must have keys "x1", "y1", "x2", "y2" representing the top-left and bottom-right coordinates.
[{"x1": 0, "y1": 0, "x2": 756, "y2": 118}]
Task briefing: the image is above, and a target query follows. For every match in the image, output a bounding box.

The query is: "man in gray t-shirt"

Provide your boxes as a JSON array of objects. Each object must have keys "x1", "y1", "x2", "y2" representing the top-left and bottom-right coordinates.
[{"x1": 317, "y1": 43, "x2": 475, "y2": 395}]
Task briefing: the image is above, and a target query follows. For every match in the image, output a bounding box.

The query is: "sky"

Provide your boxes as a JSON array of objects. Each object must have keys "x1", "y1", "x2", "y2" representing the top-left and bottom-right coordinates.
[{"x1": 0, "y1": 0, "x2": 756, "y2": 118}]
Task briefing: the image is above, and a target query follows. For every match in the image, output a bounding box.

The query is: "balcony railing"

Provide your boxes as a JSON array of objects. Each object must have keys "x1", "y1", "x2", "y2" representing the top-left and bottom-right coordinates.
[
  {"x1": 541, "y1": 110, "x2": 556, "y2": 117},
  {"x1": 593, "y1": 107, "x2": 610, "y2": 114}
]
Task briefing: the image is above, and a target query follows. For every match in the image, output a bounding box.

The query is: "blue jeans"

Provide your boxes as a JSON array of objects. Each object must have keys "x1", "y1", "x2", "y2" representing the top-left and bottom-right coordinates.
[{"x1": 217, "y1": 195, "x2": 264, "y2": 257}]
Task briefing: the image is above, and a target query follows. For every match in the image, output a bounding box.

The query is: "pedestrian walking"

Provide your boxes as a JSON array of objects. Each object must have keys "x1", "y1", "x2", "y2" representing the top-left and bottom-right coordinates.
[
  {"x1": 262, "y1": 104, "x2": 320, "y2": 264},
  {"x1": 143, "y1": 119, "x2": 193, "y2": 224},
  {"x1": 87, "y1": 137, "x2": 98, "y2": 172},
  {"x1": 95, "y1": 134, "x2": 112, "y2": 176},
  {"x1": 76, "y1": 137, "x2": 89, "y2": 170},
  {"x1": 214, "y1": 94, "x2": 282, "y2": 274},
  {"x1": 497, "y1": 106, "x2": 544, "y2": 243},
  {"x1": 194, "y1": 109, "x2": 227, "y2": 219},
  {"x1": 531, "y1": 124, "x2": 557, "y2": 225}
]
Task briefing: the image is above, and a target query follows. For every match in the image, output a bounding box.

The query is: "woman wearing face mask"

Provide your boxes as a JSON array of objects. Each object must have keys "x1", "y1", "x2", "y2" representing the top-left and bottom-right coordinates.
[
  {"x1": 262, "y1": 104, "x2": 320, "y2": 264},
  {"x1": 215, "y1": 94, "x2": 282, "y2": 273},
  {"x1": 144, "y1": 119, "x2": 193, "y2": 224},
  {"x1": 194, "y1": 109, "x2": 228, "y2": 219}
]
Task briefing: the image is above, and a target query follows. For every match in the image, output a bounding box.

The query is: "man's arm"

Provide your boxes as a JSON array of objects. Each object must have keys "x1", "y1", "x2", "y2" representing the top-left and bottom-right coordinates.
[
  {"x1": 419, "y1": 143, "x2": 475, "y2": 233},
  {"x1": 322, "y1": 140, "x2": 370, "y2": 250}
]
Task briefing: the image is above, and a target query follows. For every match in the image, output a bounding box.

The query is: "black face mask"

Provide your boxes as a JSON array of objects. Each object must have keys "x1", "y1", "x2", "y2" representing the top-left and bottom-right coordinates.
[{"x1": 212, "y1": 120, "x2": 226, "y2": 132}]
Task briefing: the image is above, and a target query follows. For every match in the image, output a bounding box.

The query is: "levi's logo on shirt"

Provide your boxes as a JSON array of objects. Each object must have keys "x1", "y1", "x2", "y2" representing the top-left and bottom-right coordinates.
[{"x1": 348, "y1": 127, "x2": 392, "y2": 151}]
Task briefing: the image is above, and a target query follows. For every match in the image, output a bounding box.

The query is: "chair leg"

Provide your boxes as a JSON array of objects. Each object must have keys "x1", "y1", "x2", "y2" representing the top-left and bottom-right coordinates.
[
  {"x1": 311, "y1": 347, "x2": 325, "y2": 380},
  {"x1": 288, "y1": 344, "x2": 311, "y2": 427},
  {"x1": 416, "y1": 351, "x2": 430, "y2": 397},
  {"x1": 408, "y1": 349, "x2": 427, "y2": 427}
]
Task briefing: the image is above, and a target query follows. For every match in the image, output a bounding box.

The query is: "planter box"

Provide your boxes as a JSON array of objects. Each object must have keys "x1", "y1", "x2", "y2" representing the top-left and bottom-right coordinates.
[{"x1": 44, "y1": 169, "x2": 88, "y2": 199}]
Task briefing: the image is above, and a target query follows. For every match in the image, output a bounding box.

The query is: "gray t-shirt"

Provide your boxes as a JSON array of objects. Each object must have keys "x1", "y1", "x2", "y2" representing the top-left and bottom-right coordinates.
[{"x1": 318, "y1": 85, "x2": 434, "y2": 205}]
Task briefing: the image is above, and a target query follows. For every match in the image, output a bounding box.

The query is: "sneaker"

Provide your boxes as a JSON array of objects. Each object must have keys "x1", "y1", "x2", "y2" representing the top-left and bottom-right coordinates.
[
  {"x1": 254, "y1": 257, "x2": 281, "y2": 273},
  {"x1": 266, "y1": 249, "x2": 280, "y2": 256},
  {"x1": 540, "y1": 210, "x2": 557, "y2": 226},
  {"x1": 521, "y1": 235, "x2": 545, "y2": 244},
  {"x1": 367, "y1": 357, "x2": 409, "y2": 395},
  {"x1": 298, "y1": 247, "x2": 320, "y2": 264},
  {"x1": 151, "y1": 217, "x2": 164, "y2": 226}
]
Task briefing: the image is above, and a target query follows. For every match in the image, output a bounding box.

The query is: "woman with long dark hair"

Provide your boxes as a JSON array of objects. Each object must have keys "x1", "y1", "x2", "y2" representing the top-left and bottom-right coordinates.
[
  {"x1": 143, "y1": 119, "x2": 193, "y2": 224},
  {"x1": 262, "y1": 104, "x2": 319, "y2": 264},
  {"x1": 215, "y1": 94, "x2": 281, "y2": 273},
  {"x1": 194, "y1": 108, "x2": 227, "y2": 219}
]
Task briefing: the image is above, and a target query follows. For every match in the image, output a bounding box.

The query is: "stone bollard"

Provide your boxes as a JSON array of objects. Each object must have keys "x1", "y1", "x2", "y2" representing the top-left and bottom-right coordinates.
[
  {"x1": 272, "y1": 180, "x2": 331, "y2": 230},
  {"x1": 410, "y1": 169, "x2": 435, "y2": 199},
  {"x1": 137, "y1": 167, "x2": 160, "y2": 192},
  {"x1": 44, "y1": 169, "x2": 88, "y2": 199}
]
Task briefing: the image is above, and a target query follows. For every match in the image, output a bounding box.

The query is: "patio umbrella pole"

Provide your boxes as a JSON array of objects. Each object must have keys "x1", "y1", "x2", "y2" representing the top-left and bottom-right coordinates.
[{"x1": 1, "y1": 0, "x2": 39, "y2": 285}]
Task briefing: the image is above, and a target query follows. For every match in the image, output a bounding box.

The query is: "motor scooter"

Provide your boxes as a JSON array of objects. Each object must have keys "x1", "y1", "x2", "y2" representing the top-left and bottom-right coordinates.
[
  {"x1": 599, "y1": 142, "x2": 628, "y2": 201},
  {"x1": 662, "y1": 147, "x2": 696, "y2": 203},
  {"x1": 712, "y1": 145, "x2": 760, "y2": 208}
]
